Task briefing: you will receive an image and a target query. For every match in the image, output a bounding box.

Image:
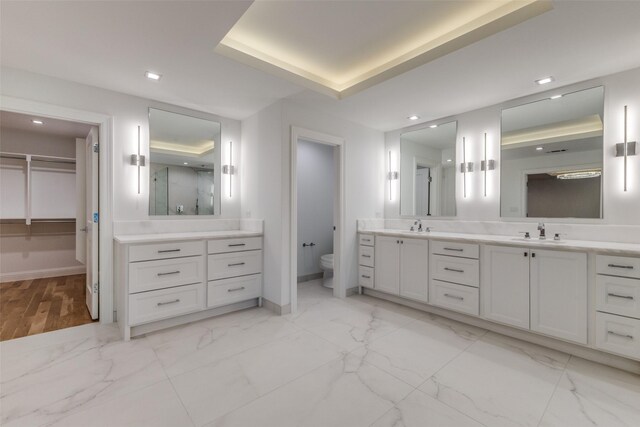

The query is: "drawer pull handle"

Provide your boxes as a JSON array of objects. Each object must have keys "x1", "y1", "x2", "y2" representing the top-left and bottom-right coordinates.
[
  {"x1": 361, "y1": 275, "x2": 371, "y2": 279},
  {"x1": 228, "y1": 243, "x2": 246, "y2": 247},
  {"x1": 608, "y1": 264, "x2": 634, "y2": 269},
  {"x1": 157, "y1": 271, "x2": 180, "y2": 276},
  {"x1": 362, "y1": 254, "x2": 372, "y2": 258},
  {"x1": 157, "y1": 299, "x2": 180, "y2": 306},
  {"x1": 158, "y1": 249, "x2": 181, "y2": 253},
  {"x1": 444, "y1": 248, "x2": 464, "y2": 252},
  {"x1": 444, "y1": 293, "x2": 464, "y2": 301},
  {"x1": 444, "y1": 267, "x2": 464, "y2": 273},
  {"x1": 228, "y1": 262, "x2": 246, "y2": 267},
  {"x1": 228, "y1": 286, "x2": 246, "y2": 292},
  {"x1": 607, "y1": 330, "x2": 634, "y2": 340},
  {"x1": 363, "y1": 239, "x2": 371, "y2": 242},
  {"x1": 607, "y1": 293, "x2": 634, "y2": 300}
]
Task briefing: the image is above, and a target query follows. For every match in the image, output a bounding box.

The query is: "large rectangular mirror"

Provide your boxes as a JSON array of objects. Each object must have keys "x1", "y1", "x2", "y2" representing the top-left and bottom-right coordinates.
[
  {"x1": 400, "y1": 121, "x2": 457, "y2": 217},
  {"x1": 148, "y1": 108, "x2": 221, "y2": 216},
  {"x1": 500, "y1": 86, "x2": 604, "y2": 219}
]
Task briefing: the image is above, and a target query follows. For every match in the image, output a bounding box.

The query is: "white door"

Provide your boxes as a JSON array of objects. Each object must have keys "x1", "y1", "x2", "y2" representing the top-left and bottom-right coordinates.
[
  {"x1": 530, "y1": 249, "x2": 587, "y2": 344},
  {"x1": 85, "y1": 127, "x2": 99, "y2": 319},
  {"x1": 415, "y1": 168, "x2": 430, "y2": 216},
  {"x1": 482, "y1": 245, "x2": 530, "y2": 329},
  {"x1": 375, "y1": 236, "x2": 400, "y2": 295},
  {"x1": 400, "y1": 238, "x2": 429, "y2": 302},
  {"x1": 75, "y1": 138, "x2": 87, "y2": 263}
]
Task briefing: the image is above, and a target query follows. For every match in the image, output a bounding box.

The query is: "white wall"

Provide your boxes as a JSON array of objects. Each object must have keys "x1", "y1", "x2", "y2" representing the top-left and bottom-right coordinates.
[
  {"x1": 296, "y1": 139, "x2": 335, "y2": 278},
  {"x1": 385, "y1": 66, "x2": 640, "y2": 226}
]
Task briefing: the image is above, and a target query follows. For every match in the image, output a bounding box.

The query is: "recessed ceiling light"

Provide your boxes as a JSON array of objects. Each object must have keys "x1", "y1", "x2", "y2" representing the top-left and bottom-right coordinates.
[
  {"x1": 429, "y1": 124, "x2": 438, "y2": 128},
  {"x1": 536, "y1": 147, "x2": 544, "y2": 151},
  {"x1": 550, "y1": 94, "x2": 562, "y2": 100},
  {"x1": 446, "y1": 159, "x2": 452, "y2": 162},
  {"x1": 535, "y1": 76, "x2": 554, "y2": 85},
  {"x1": 183, "y1": 162, "x2": 189, "y2": 165},
  {"x1": 145, "y1": 71, "x2": 162, "y2": 81},
  {"x1": 32, "y1": 119, "x2": 44, "y2": 125},
  {"x1": 408, "y1": 115, "x2": 420, "y2": 121}
]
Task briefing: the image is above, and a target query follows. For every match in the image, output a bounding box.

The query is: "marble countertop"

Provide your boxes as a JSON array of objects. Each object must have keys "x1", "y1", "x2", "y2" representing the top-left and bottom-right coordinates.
[
  {"x1": 360, "y1": 229, "x2": 640, "y2": 255},
  {"x1": 114, "y1": 230, "x2": 262, "y2": 244}
]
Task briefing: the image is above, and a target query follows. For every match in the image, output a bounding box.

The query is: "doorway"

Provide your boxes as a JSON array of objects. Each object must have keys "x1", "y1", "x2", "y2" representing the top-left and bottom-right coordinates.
[
  {"x1": 0, "y1": 111, "x2": 99, "y2": 340},
  {"x1": 290, "y1": 127, "x2": 345, "y2": 313}
]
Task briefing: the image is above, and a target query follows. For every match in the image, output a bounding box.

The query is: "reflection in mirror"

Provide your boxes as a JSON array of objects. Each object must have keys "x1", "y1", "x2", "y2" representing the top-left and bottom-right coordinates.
[
  {"x1": 148, "y1": 108, "x2": 221, "y2": 216},
  {"x1": 500, "y1": 86, "x2": 604, "y2": 219},
  {"x1": 400, "y1": 121, "x2": 457, "y2": 217}
]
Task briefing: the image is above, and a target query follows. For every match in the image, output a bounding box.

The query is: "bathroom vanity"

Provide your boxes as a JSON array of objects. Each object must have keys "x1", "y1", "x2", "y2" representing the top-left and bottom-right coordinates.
[
  {"x1": 115, "y1": 230, "x2": 263, "y2": 340},
  {"x1": 358, "y1": 229, "x2": 640, "y2": 363}
]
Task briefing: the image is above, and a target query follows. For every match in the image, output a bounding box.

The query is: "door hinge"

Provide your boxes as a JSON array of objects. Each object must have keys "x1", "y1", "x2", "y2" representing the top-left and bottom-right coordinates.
[
  {"x1": 93, "y1": 283, "x2": 99, "y2": 293},
  {"x1": 93, "y1": 143, "x2": 99, "y2": 153}
]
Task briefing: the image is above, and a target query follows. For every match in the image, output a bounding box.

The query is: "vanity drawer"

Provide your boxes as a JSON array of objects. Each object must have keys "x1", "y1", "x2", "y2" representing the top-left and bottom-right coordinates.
[
  {"x1": 128, "y1": 283, "x2": 204, "y2": 326},
  {"x1": 359, "y1": 265, "x2": 374, "y2": 288},
  {"x1": 207, "y1": 274, "x2": 262, "y2": 308},
  {"x1": 208, "y1": 237, "x2": 262, "y2": 254},
  {"x1": 208, "y1": 250, "x2": 262, "y2": 280},
  {"x1": 596, "y1": 255, "x2": 640, "y2": 279},
  {"x1": 431, "y1": 254, "x2": 479, "y2": 287},
  {"x1": 359, "y1": 234, "x2": 375, "y2": 247},
  {"x1": 429, "y1": 280, "x2": 479, "y2": 316},
  {"x1": 129, "y1": 240, "x2": 203, "y2": 262},
  {"x1": 595, "y1": 312, "x2": 640, "y2": 360},
  {"x1": 129, "y1": 256, "x2": 204, "y2": 294},
  {"x1": 430, "y1": 240, "x2": 479, "y2": 259},
  {"x1": 359, "y1": 245, "x2": 375, "y2": 267},
  {"x1": 596, "y1": 275, "x2": 640, "y2": 319}
]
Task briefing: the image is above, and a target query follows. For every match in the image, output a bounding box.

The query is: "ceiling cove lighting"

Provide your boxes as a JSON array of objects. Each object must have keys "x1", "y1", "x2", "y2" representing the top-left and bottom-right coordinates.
[
  {"x1": 554, "y1": 170, "x2": 602, "y2": 180},
  {"x1": 145, "y1": 71, "x2": 162, "y2": 81},
  {"x1": 408, "y1": 115, "x2": 420, "y2": 121},
  {"x1": 535, "y1": 76, "x2": 554, "y2": 85},
  {"x1": 32, "y1": 119, "x2": 44, "y2": 125}
]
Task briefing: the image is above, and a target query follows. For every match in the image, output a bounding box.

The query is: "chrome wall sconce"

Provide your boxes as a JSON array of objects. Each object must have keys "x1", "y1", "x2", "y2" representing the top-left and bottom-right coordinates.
[
  {"x1": 480, "y1": 132, "x2": 495, "y2": 197},
  {"x1": 388, "y1": 150, "x2": 399, "y2": 201},
  {"x1": 130, "y1": 125, "x2": 146, "y2": 194},
  {"x1": 222, "y1": 140, "x2": 235, "y2": 197},
  {"x1": 615, "y1": 105, "x2": 637, "y2": 192},
  {"x1": 460, "y1": 137, "x2": 473, "y2": 198}
]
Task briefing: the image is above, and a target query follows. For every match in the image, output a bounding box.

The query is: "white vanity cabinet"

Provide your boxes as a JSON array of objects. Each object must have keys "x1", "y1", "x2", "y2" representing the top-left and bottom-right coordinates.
[
  {"x1": 358, "y1": 234, "x2": 375, "y2": 289},
  {"x1": 374, "y1": 236, "x2": 428, "y2": 302},
  {"x1": 482, "y1": 245, "x2": 587, "y2": 344}
]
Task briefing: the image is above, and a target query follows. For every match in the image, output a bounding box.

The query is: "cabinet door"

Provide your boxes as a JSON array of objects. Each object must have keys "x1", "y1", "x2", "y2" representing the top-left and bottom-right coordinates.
[
  {"x1": 375, "y1": 236, "x2": 400, "y2": 295},
  {"x1": 482, "y1": 245, "x2": 530, "y2": 329},
  {"x1": 530, "y1": 249, "x2": 587, "y2": 344},
  {"x1": 400, "y1": 238, "x2": 429, "y2": 302}
]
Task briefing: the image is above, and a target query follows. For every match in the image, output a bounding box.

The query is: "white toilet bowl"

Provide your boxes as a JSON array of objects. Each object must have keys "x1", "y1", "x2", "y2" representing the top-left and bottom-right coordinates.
[{"x1": 320, "y1": 254, "x2": 334, "y2": 289}]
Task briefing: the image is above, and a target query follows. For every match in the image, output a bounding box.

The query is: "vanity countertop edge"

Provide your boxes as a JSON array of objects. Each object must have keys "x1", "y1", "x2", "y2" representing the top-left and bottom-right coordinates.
[{"x1": 114, "y1": 230, "x2": 263, "y2": 244}]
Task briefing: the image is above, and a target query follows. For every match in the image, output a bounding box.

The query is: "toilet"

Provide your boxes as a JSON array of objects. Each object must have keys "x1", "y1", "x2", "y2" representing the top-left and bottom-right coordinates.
[{"x1": 319, "y1": 254, "x2": 334, "y2": 288}]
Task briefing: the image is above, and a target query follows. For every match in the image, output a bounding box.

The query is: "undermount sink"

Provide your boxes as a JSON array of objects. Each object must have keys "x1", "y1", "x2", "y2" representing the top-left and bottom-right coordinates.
[{"x1": 511, "y1": 237, "x2": 565, "y2": 244}]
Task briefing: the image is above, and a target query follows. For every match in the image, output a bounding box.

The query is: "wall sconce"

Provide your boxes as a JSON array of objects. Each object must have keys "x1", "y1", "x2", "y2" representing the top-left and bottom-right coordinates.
[
  {"x1": 480, "y1": 132, "x2": 495, "y2": 197},
  {"x1": 388, "y1": 150, "x2": 399, "y2": 201},
  {"x1": 222, "y1": 140, "x2": 235, "y2": 197},
  {"x1": 460, "y1": 137, "x2": 473, "y2": 198},
  {"x1": 615, "y1": 105, "x2": 637, "y2": 192},
  {"x1": 130, "y1": 125, "x2": 146, "y2": 194}
]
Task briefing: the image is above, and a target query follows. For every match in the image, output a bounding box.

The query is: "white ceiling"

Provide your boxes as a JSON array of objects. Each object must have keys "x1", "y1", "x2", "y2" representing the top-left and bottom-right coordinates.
[
  {"x1": 0, "y1": 110, "x2": 93, "y2": 139},
  {"x1": 1, "y1": 1, "x2": 640, "y2": 132},
  {"x1": 401, "y1": 121, "x2": 457, "y2": 150}
]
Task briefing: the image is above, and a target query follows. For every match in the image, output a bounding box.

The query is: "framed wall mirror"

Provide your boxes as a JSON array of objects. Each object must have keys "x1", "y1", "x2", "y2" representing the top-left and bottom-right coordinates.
[
  {"x1": 148, "y1": 108, "x2": 221, "y2": 216},
  {"x1": 500, "y1": 86, "x2": 604, "y2": 219},
  {"x1": 400, "y1": 121, "x2": 457, "y2": 217}
]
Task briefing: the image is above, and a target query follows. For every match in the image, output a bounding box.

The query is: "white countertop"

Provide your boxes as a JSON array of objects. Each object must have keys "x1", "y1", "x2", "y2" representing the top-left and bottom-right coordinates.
[
  {"x1": 114, "y1": 230, "x2": 262, "y2": 244},
  {"x1": 361, "y1": 229, "x2": 640, "y2": 256}
]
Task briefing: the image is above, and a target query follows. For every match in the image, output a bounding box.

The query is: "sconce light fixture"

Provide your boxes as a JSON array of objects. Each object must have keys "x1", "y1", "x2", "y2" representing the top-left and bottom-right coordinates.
[
  {"x1": 222, "y1": 140, "x2": 235, "y2": 197},
  {"x1": 388, "y1": 150, "x2": 399, "y2": 201},
  {"x1": 460, "y1": 137, "x2": 473, "y2": 198},
  {"x1": 615, "y1": 105, "x2": 637, "y2": 192},
  {"x1": 480, "y1": 132, "x2": 495, "y2": 197},
  {"x1": 130, "y1": 125, "x2": 146, "y2": 194}
]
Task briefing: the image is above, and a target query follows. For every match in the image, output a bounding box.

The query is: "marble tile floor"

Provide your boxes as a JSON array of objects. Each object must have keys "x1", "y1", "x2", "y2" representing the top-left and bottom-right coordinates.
[{"x1": 1, "y1": 279, "x2": 639, "y2": 427}]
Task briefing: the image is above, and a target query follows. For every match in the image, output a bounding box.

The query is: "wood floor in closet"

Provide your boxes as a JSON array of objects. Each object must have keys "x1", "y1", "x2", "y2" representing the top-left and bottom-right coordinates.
[{"x1": 0, "y1": 274, "x2": 95, "y2": 341}]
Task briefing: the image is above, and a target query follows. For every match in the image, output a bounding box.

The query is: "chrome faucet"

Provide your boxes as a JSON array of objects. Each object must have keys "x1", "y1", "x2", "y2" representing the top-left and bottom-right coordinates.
[
  {"x1": 537, "y1": 222, "x2": 546, "y2": 240},
  {"x1": 413, "y1": 219, "x2": 423, "y2": 232}
]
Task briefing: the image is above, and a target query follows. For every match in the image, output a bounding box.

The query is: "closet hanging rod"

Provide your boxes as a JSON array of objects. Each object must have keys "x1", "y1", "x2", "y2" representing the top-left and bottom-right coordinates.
[{"x1": 0, "y1": 152, "x2": 76, "y2": 164}]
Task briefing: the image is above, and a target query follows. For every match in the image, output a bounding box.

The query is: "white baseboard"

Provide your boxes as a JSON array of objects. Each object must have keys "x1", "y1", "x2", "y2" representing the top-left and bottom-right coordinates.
[
  {"x1": 0, "y1": 266, "x2": 86, "y2": 282},
  {"x1": 262, "y1": 298, "x2": 292, "y2": 315}
]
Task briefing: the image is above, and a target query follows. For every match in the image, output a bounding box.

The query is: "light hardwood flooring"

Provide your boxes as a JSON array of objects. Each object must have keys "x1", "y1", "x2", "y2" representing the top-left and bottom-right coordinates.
[{"x1": 0, "y1": 274, "x2": 94, "y2": 341}]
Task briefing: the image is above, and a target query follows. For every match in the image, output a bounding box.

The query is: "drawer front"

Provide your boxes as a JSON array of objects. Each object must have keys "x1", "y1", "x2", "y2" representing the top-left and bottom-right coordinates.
[
  {"x1": 596, "y1": 275, "x2": 640, "y2": 319},
  {"x1": 129, "y1": 256, "x2": 204, "y2": 294},
  {"x1": 430, "y1": 240, "x2": 479, "y2": 259},
  {"x1": 208, "y1": 250, "x2": 262, "y2": 280},
  {"x1": 429, "y1": 280, "x2": 479, "y2": 316},
  {"x1": 595, "y1": 312, "x2": 640, "y2": 360},
  {"x1": 129, "y1": 240, "x2": 203, "y2": 262},
  {"x1": 207, "y1": 274, "x2": 262, "y2": 308},
  {"x1": 359, "y1": 266, "x2": 374, "y2": 288},
  {"x1": 208, "y1": 237, "x2": 262, "y2": 254},
  {"x1": 431, "y1": 254, "x2": 479, "y2": 287},
  {"x1": 129, "y1": 283, "x2": 204, "y2": 326},
  {"x1": 359, "y1": 234, "x2": 375, "y2": 247},
  {"x1": 596, "y1": 255, "x2": 640, "y2": 279},
  {"x1": 359, "y1": 245, "x2": 375, "y2": 267}
]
